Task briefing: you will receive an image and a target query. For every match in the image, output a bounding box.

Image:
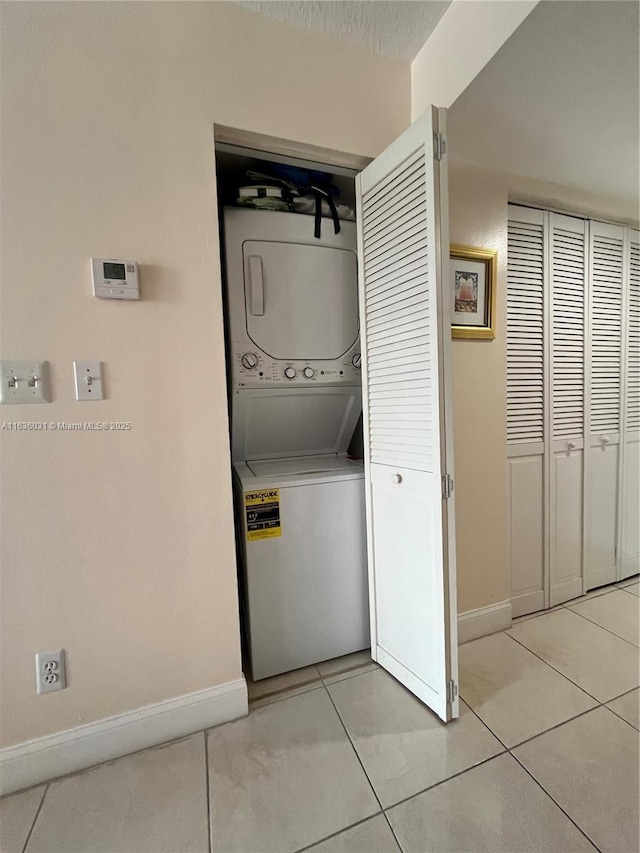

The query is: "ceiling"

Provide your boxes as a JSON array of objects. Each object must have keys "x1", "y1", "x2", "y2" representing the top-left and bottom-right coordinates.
[
  {"x1": 238, "y1": 0, "x2": 451, "y2": 61},
  {"x1": 237, "y1": 1, "x2": 638, "y2": 204},
  {"x1": 448, "y1": 1, "x2": 640, "y2": 203}
]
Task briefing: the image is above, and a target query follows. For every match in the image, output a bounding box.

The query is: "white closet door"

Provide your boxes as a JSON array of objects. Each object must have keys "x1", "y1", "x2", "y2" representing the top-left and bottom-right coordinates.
[
  {"x1": 621, "y1": 229, "x2": 640, "y2": 579},
  {"x1": 506, "y1": 205, "x2": 546, "y2": 616},
  {"x1": 549, "y1": 213, "x2": 587, "y2": 606},
  {"x1": 356, "y1": 107, "x2": 458, "y2": 722},
  {"x1": 585, "y1": 221, "x2": 625, "y2": 589}
]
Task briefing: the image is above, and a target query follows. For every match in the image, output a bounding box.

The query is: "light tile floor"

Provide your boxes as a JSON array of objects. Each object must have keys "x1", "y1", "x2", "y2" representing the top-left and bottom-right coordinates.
[{"x1": 1, "y1": 579, "x2": 638, "y2": 853}]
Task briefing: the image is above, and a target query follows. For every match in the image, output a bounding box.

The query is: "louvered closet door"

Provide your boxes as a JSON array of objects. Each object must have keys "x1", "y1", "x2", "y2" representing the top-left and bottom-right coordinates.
[
  {"x1": 585, "y1": 221, "x2": 625, "y2": 589},
  {"x1": 356, "y1": 107, "x2": 458, "y2": 722},
  {"x1": 549, "y1": 213, "x2": 587, "y2": 606},
  {"x1": 621, "y1": 229, "x2": 640, "y2": 578},
  {"x1": 506, "y1": 205, "x2": 546, "y2": 617}
]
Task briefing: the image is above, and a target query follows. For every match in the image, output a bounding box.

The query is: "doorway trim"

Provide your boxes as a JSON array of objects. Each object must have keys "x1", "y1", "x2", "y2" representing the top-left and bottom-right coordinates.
[{"x1": 214, "y1": 123, "x2": 372, "y2": 176}]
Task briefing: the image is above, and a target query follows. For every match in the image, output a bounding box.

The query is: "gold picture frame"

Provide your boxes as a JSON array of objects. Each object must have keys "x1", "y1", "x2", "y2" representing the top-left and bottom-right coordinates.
[{"x1": 450, "y1": 244, "x2": 497, "y2": 340}]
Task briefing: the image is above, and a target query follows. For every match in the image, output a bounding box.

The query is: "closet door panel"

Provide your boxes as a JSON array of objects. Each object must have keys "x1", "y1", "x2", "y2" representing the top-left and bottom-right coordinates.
[
  {"x1": 507, "y1": 205, "x2": 546, "y2": 615},
  {"x1": 549, "y1": 213, "x2": 586, "y2": 604},
  {"x1": 588, "y1": 443, "x2": 620, "y2": 586},
  {"x1": 509, "y1": 452, "x2": 545, "y2": 617},
  {"x1": 585, "y1": 221, "x2": 624, "y2": 589},
  {"x1": 357, "y1": 107, "x2": 457, "y2": 722},
  {"x1": 550, "y1": 449, "x2": 584, "y2": 605}
]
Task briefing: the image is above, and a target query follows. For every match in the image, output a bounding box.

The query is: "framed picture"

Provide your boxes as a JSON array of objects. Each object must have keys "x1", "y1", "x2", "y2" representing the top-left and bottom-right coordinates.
[{"x1": 450, "y1": 244, "x2": 497, "y2": 340}]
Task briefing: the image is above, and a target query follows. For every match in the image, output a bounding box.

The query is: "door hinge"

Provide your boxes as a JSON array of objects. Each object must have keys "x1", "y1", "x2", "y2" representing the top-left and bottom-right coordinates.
[
  {"x1": 447, "y1": 679, "x2": 458, "y2": 705},
  {"x1": 442, "y1": 473, "x2": 454, "y2": 499},
  {"x1": 434, "y1": 132, "x2": 447, "y2": 161}
]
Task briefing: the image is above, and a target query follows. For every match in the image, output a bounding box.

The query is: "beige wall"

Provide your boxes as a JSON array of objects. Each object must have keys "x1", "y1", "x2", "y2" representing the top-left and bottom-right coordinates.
[
  {"x1": 0, "y1": 1, "x2": 409, "y2": 747},
  {"x1": 447, "y1": 161, "x2": 638, "y2": 613},
  {"x1": 448, "y1": 165, "x2": 511, "y2": 612}
]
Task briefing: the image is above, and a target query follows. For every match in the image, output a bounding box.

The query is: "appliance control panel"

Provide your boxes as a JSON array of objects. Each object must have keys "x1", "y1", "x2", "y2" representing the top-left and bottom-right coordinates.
[{"x1": 232, "y1": 344, "x2": 362, "y2": 388}]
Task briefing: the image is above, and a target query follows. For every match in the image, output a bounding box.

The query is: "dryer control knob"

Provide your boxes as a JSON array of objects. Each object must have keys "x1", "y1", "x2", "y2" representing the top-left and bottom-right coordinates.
[
  {"x1": 241, "y1": 352, "x2": 259, "y2": 369},
  {"x1": 352, "y1": 353, "x2": 362, "y2": 369},
  {"x1": 303, "y1": 367, "x2": 315, "y2": 379},
  {"x1": 284, "y1": 366, "x2": 297, "y2": 380}
]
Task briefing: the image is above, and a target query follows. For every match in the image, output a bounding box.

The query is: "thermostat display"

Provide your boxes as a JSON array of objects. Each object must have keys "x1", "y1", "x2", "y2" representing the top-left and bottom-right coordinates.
[
  {"x1": 103, "y1": 262, "x2": 126, "y2": 280},
  {"x1": 91, "y1": 258, "x2": 140, "y2": 300}
]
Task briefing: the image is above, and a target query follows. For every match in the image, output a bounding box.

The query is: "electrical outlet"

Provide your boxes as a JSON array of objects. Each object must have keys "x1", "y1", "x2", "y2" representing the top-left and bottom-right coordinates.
[{"x1": 35, "y1": 650, "x2": 67, "y2": 694}]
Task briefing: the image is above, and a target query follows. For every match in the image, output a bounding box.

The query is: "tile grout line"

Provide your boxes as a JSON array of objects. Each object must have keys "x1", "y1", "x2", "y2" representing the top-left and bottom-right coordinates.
[
  {"x1": 603, "y1": 684, "x2": 640, "y2": 704},
  {"x1": 320, "y1": 682, "x2": 408, "y2": 853},
  {"x1": 248, "y1": 661, "x2": 376, "y2": 710},
  {"x1": 563, "y1": 604, "x2": 640, "y2": 648},
  {"x1": 20, "y1": 783, "x2": 48, "y2": 853},
  {"x1": 503, "y1": 630, "x2": 603, "y2": 703},
  {"x1": 322, "y1": 681, "x2": 385, "y2": 812},
  {"x1": 325, "y1": 681, "x2": 406, "y2": 853},
  {"x1": 463, "y1": 702, "x2": 604, "y2": 853},
  {"x1": 294, "y1": 680, "x2": 386, "y2": 853},
  {"x1": 617, "y1": 584, "x2": 640, "y2": 598},
  {"x1": 508, "y1": 749, "x2": 604, "y2": 853},
  {"x1": 502, "y1": 705, "x2": 602, "y2": 751},
  {"x1": 248, "y1": 675, "x2": 323, "y2": 703},
  {"x1": 204, "y1": 729, "x2": 212, "y2": 853},
  {"x1": 600, "y1": 701, "x2": 640, "y2": 732},
  {"x1": 380, "y1": 814, "x2": 404, "y2": 853},
  {"x1": 295, "y1": 811, "x2": 385, "y2": 853},
  {"x1": 380, "y1": 749, "x2": 509, "y2": 815},
  {"x1": 319, "y1": 663, "x2": 379, "y2": 689},
  {"x1": 463, "y1": 636, "x2": 639, "y2": 745},
  {"x1": 249, "y1": 681, "x2": 325, "y2": 710}
]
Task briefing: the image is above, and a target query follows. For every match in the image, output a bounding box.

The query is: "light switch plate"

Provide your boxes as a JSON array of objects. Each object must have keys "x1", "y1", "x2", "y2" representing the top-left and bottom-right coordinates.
[
  {"x1": 74, "y1": 361, "x2": 104, "y2": 401},
  {"x1": 0, "y1": 361, "x2": 51, "y2": 404}
]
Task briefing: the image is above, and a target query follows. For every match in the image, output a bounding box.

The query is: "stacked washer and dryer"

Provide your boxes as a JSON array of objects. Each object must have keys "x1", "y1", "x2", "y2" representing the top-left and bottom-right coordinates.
[{"x1": 224, "y1": 207, "x2": 370, "y2": 680}]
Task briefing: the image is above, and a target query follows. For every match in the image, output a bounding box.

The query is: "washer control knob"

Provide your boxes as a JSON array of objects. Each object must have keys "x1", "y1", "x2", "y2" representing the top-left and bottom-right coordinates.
[
  {"x1": 241, "y1": 352, "x2": 259, "y2": 369},
  {"x1": 284, "y1": 366, "x2": 296, "y2": 380},
  {"x1": 303, "y1": 367, "x2": 315, "y2": 379},
  {"x1": 352, "y1": 353, "x2": 362, "y2": 369}
]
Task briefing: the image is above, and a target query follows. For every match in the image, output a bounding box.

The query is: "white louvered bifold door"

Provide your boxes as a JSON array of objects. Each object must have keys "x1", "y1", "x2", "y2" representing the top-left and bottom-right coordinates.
[
  {"x1": 356, "y1": 107, "x2": 458, "y2": 722},
  {"x1": 585, "y1": 221, "x2": 625, "y2": 589},
  {"x1": 506, "y1": 205, "x2": 546, "y2": 617},
  {"x1": 621, "y1": 228, "x2": 640, "y2": 579},
  {"x1": 549, "y1": 213, "x2": 587, "y2": 606}
]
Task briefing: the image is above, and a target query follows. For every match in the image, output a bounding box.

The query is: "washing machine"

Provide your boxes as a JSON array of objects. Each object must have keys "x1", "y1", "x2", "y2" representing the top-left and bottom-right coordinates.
[
  {"x1": 231, "y1": 383, "x2": 368, "y2": 680},
  {"x1": 223, "y1": 207, "x2": 369, "y2": 680},
  {"x1": 234, "y1": 450, "x2": 368, "y2": 681}
]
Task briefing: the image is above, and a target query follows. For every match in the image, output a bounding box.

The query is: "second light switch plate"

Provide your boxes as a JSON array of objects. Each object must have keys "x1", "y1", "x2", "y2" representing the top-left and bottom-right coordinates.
[{"x1": 74, "y1": 361, "x2": 104, "y2": 401}]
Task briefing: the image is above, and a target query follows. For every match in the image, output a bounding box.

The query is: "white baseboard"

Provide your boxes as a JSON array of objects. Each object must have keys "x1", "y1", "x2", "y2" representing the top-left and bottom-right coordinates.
[
  {"x1": 0, "y1": 677, "x2": 248, "y2": 797},
  {"x1": 621, "y1": 556, "x2": 639, "y2": 579},
  {"x1": 511, "y1": 589, "x2": 545, "y2": 619},
  {"x1": 458, "y1": 600, "x2": 513, "y2": 644}
]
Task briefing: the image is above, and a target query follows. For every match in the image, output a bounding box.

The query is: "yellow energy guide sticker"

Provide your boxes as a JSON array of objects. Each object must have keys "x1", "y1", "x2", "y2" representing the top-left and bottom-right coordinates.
[{"x1": 244, "y1": 489, "x2": 282, "y2": 540}]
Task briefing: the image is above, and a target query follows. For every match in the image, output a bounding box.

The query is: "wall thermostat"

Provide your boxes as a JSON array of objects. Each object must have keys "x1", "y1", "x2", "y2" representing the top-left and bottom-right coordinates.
[{"x1": 91, "y1": 258, "x2": 140, "y2": 300}]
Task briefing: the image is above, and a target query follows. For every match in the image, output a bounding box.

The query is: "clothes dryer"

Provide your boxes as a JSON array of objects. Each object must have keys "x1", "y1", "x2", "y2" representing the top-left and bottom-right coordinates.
[{"x1": 223, "y1": 207, "x2": 361, "y2": 389}]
